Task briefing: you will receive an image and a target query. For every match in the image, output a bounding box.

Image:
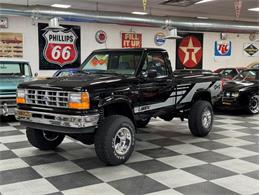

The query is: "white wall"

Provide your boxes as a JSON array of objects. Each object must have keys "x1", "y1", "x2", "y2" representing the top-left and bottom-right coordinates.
[{"x1": 1, "y1": 16, "x2": 258, "y2": 76}]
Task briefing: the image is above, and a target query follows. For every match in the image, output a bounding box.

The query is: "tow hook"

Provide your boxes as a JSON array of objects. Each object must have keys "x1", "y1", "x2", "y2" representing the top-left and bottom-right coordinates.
[{"x1": 2, "y1": 103, "x2": 9, "y2": 116}]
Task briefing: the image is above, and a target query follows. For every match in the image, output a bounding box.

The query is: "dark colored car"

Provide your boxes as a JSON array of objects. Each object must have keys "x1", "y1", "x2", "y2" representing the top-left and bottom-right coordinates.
[
  {"x1": 214, "y1": 67, "x2": 245, "y2": 80},
  {"x1": 16, "y1": 48, "x2": 222, "y2": 165},
  {"x1": 173, "y1": 69, "x2": 213, "y2": 75},
  {"x1": 218, "y1": 68, "x2": 259, "y2": 114},
  {"x1": 53, "y1": 68, "x2": 79, "y2": 77}
]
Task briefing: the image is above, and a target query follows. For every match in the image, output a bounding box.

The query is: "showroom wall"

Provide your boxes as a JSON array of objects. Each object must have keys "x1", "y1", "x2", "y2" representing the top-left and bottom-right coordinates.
[{"x1": 2, "y1": 16, "x2": 259, "y2": 76}]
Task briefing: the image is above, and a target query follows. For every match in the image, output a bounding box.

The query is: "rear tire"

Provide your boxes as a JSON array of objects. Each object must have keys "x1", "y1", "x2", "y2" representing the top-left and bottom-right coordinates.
[
  {"x1": 95, "y1": 115, "x2": 135, "y2": 165},
  {"x1": 136, "y1": 117, "x2": 151, "y2": 128},
  {"x1": 188, "y1": 100, "x2": 213, "y2": 137},
  {"x1": 247, "y1": 94, "x2": 259, "y2": 114},
  {"x1": 26, "y1": 128, "x2": 65, "y2": 150}
]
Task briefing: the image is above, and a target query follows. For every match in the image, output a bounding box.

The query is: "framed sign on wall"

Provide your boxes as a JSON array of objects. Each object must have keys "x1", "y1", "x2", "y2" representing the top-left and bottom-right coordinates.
[
  {"x1": 121, "y1": 32, "x2": 142, "y2": 48},
  {"x1": 38, "y1": 23, "x2": 81, "y2": 70},
  {"x1": 176, "y1": 32, "x2": 203, "y2": 69},
  {"x1": 0, "y1": 32, "x2": 23, "y2": 58}
]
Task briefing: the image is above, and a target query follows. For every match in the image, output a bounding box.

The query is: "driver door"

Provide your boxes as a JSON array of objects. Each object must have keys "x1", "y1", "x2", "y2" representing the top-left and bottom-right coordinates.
[{"x1": 137, "y1": 52, "x2": 174, "y2": 113}]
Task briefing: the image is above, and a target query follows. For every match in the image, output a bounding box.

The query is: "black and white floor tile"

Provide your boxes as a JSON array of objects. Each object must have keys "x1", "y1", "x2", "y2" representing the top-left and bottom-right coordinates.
[{"x1": 0, "y1": 112, "x2": 258, "y2": 195}]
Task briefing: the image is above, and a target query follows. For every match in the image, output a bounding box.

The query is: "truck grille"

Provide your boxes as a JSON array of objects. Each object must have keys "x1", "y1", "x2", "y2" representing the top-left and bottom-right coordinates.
[{"x1": 25, "y1": 89, "x2": 69, "y2": 108}]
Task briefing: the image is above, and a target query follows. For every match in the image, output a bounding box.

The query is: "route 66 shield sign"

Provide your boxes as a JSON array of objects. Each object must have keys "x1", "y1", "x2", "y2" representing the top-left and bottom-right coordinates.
[
  {"x1": 43, "y1": 30, "x2": 78, "y2": 67},
  {"x1": 38, "y1": 23, "x2": 81, "y2": 70}
]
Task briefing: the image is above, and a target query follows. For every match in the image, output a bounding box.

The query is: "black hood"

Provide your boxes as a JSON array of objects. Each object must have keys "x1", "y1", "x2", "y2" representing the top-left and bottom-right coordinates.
[
  {"x1": 224, "y1": 80, "x2": 257, "y2": 91},
  {"x1": 19, "y1": 73, "x2": 126, "y2": 91}
]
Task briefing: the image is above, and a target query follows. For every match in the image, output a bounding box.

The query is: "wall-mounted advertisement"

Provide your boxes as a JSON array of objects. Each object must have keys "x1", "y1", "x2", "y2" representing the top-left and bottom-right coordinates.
[
  {"x1": 121, "y1": 32, "x2": 142, "y2": 48},
  {"x1": 0, "y1": 32, "x2": 23, "y2": 58},
  {"x1": 38, "y1": 23, "x2": 81, "y2": 70},
  {"x1": 176, "y1": 32, "x2": 203, "y2": 69},
  {"x1": 243, "y1": 43, "x2": 259, "y2": 57},
  {"x1": 214, "y1": 41, "x2": 232, "y2": 56}
]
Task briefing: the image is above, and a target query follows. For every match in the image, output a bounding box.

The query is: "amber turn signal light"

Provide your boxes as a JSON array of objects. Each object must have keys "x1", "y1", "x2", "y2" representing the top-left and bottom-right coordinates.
[{"x1": 16, "y1": 97, "x2": 26, "y2": 104}]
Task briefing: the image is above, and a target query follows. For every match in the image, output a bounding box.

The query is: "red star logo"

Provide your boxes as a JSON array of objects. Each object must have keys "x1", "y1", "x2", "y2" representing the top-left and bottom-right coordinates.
[{"x1": 178, "y1": 35, "x2": 202, "y2": 69}]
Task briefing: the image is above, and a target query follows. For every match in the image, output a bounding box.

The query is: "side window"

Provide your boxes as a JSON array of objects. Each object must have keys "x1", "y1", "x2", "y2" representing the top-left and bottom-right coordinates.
[
  {"x1": 24, "y1": 64, "x2": 31, "y2": 76},
  {"x1": 142, "y1": 53, "x2": 167, "y2": 77}
]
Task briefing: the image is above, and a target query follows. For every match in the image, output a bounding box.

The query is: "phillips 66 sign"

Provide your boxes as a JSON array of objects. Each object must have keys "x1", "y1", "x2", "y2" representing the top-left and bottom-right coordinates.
[{"x1": 38, "y1": 23, "x2": 81, "y2": 70}]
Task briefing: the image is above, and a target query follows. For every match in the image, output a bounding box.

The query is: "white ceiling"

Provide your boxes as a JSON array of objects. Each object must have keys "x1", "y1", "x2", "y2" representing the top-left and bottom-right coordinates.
[{"x1": 1, "y1": 0, "x2": 259, "y2": 22}]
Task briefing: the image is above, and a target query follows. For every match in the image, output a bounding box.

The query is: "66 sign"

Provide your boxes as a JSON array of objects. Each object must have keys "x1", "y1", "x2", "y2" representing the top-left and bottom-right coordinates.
[
  {"x1": 43, "y1": 30, "x2": 78, "y2": 67},
  {"x1": 38, "y1": 23, "x2": 81, "y2": 70}
]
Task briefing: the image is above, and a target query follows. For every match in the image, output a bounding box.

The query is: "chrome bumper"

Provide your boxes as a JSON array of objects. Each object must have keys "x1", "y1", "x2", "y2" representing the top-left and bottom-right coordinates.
[
  {"x1": 15, "y1": 109, "x2": 100, "y2": 129},
  {"x1": 0, "y1": 103, "x2": 16, "y2": 116}
]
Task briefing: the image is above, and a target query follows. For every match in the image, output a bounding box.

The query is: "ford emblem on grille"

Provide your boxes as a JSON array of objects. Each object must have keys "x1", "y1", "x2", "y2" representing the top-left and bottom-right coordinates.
[{"x1": 42, "y1": 95, "x2": 49, "y2": 102}]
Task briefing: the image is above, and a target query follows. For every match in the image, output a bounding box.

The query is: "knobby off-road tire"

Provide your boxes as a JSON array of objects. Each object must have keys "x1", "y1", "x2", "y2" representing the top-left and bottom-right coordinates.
[
  {"x1": 26, "y1": 128, "x2": 65, "y2": 150},
  {"x1": 94, "y1": 115, "x2": 135, "y2": 165},
  {"x1": 136, "y1": 117, "x2": 151, "y2": 128},
  {"x1": 188, "y1": 100, "x2": 213, "y2": 137},
  {"x1": 247, "y1": 94, "x2": 259, "y2": 114}
]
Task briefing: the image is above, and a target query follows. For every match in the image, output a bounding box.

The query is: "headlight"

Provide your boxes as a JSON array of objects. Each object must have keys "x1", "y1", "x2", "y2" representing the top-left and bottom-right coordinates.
[
  {"x1": 16, "y1": 89, "x2": 26, "y2": 104},
  {"x1": 68, "y1": 92, "x2": 90, "y2": 109},
  {"x1": 231, "y1": 92, "x2": 239, "y2": 97}
]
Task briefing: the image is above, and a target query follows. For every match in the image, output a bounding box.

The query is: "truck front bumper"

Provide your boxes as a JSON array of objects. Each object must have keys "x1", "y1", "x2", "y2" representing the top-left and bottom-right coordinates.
[
  {"x1": 0, "y1": 98, "x2": 16, "y2": 116},
  {"x1": 15, "y1": 109, "x2": 100, "y2": 134}
]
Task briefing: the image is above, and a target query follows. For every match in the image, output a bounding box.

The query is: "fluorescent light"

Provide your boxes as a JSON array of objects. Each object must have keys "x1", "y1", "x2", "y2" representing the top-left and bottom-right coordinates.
[
  {"x1": 197, "y1": 16, "x2": 208, "y2": 19},
  {"x1": 131, "y1": 11, "x2": 148, "y2": 15},
  {"x1": 51, "y1": 4, "x2": 71, "y2": 8},
  {"x1": 195, "y1": 0, "x2": 215, "y2": 4},
  {"x1": 248, "y1": 7, "x2": 259, "y2": 12}
]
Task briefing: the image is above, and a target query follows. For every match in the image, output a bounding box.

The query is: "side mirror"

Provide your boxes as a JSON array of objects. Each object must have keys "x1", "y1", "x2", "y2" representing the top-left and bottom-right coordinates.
[
  {"x1": 147, "y1": 69, "x2": 157, "y2": 78},
  {"x1": 34, "y1": 72, "x2": 38, "y2": 77}
]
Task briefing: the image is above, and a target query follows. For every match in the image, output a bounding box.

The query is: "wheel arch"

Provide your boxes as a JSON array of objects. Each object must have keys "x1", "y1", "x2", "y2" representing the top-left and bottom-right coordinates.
[{"x1": 192, "y1": 90, "x2": 212, "y2": 104}]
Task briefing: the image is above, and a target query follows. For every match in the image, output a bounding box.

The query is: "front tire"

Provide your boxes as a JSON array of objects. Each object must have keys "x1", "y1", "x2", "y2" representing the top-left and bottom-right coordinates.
[
  {"x1": 26, "y1": 128, "x2": 65, "y2": 150},
  {"x1": 95, "y1": 115, "x2": 135, "y2": 165},
  {"x1": 247, "y1": 94, "x2": 259, "y2": 114},
  {"x1": 188, "y1": 100, "x2": 213, "y2": 137}
]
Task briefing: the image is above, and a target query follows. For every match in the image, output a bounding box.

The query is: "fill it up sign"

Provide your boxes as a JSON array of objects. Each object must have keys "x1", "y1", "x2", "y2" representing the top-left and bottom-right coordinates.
[
  {"x1": 38, "y1": 23, "x2": 81, "y2": 70},
  {"x1": 122, "y1": 32, "x2": 142, "y2": 48}
]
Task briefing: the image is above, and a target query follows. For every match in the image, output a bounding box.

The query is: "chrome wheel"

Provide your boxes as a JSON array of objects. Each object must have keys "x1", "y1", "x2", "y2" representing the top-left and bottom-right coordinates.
[
  {"x1": 43, "y1": 131, "x2": 59, "y2": 141},
  {"x1": 202, "y1": 108, "x2": 212, "y2": 129},
  {"x1": 248, "y1": 95, "x2": 259, "y2": 114},
  {"x1": 113, "y1": 127, "x2": 132, "y2": 156}
]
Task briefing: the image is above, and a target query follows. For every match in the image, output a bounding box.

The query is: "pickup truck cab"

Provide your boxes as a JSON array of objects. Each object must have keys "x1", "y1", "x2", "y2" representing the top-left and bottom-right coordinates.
[
  {"x1": 0, "y1": 58, "x2": 33, "y2": 116},
  {"x1": 16, "y1": 48, "x2": 222, "y2": 165}
]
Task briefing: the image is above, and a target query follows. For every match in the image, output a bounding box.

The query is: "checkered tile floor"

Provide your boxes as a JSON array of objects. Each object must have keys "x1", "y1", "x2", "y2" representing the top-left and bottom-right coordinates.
[{"x1": 0, "y1": 112, "x2": 258, "y2": 195}]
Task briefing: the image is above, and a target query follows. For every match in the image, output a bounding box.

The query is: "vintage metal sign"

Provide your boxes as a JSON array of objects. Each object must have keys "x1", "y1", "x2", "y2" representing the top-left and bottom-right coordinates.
[
  {"x1": 176, "y1": 33, "x2": 203, "y2": 69},
  {"x1": 95, "y1": 30, "x2": 107, "y2": 44},
  {"x1": 121, "y1": 32, "x2": 142, "y2": 48},
  {"x1": 43, "y1": 30, "x2": 78, "y2": 66},
  {"x1": 244, "y1": 43, "x2": 259, "y2": 57},
  {"x1": 38, "y1": 23, "x2": 81, "y2": 70},
  {"x1": 154, "y1": 32, "x2": 166, "y2": 46},
  {"x1": 215, "y1": 41, "x2": 232, "y2": 56}
]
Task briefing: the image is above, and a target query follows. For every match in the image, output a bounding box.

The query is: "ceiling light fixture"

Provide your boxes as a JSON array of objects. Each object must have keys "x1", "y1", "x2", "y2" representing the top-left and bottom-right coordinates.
[
  {"x1": 248, "y1": 7, "x2": 259, "y2": 12},
  {"x1": 51, "y1": 4, "x2": 71, "y2": 9},
  {"x1": 131, "y1": 11, "x2": 148, "y2": 15},
  {"x1": 197, "y1": 16, "x2": 209, "y2": 19},
  {"x1": 195, "y1": 0, "x2": 215, "y2": 5}
]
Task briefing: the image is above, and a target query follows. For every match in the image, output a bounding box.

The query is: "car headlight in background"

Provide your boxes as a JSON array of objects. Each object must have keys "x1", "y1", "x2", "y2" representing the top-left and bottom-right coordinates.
[
  {"x1": 16, "y1": 89, "x2": 26, "y2": 104},
  {"x1": 231, "y1": 92, "x2": 239, "y2": 97},
  {"x1": 68, "y1": 92, "x2": 90, "y2": 109}
]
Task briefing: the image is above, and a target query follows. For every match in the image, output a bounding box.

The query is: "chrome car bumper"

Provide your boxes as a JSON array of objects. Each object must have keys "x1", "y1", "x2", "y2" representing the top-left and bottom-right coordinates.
[
  {"x1": 0, "y1": 103, "x2": 16, "y2": 116},
  {"x1": 15, "y1": 109, "x2": 100, "y2": 129}
]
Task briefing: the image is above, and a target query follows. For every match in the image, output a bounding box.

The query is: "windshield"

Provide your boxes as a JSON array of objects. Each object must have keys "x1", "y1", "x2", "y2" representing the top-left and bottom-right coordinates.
[
  {"x1": 0, "y1": 62, "x2": 32, "y2": 77},
  {"x1": 219, "y1": 69, "x2": 238, "y2": 78},
  {"x1": 81, "y1": 51, "x2": 142, "y2": 75},
  {"x1": 233, "y1": 70, "x2": 259, "y2": 81}
]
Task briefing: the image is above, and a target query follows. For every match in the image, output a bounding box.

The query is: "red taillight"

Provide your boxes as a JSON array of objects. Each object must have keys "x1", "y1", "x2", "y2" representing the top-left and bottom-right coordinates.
[{"x1": 221, "y1": 79, "x2": 225, "y2": 91}]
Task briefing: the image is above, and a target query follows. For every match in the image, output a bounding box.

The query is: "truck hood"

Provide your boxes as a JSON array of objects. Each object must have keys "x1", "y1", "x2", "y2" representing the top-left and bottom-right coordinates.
[
  {"x1": 18, "y1": 73, "x2": 126, "y2": 91},
  {"x1": 224, "y1": 80, "x2": 256, "y2": 91},
  {"x1": 0, "y1": 76, "x2": 32, "y2": 91}
]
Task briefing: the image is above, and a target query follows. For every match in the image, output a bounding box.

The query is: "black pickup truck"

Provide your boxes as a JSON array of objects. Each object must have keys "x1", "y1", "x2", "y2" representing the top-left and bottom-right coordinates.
[{"x1": 16, "y1": 48, "x2": 222, "y2": 165}]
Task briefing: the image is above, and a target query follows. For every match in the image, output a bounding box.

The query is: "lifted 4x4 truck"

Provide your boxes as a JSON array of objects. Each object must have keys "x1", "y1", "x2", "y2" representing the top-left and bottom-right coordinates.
[{"x1": 16, "y1": 48, "x2": 222, "y2": 165}]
